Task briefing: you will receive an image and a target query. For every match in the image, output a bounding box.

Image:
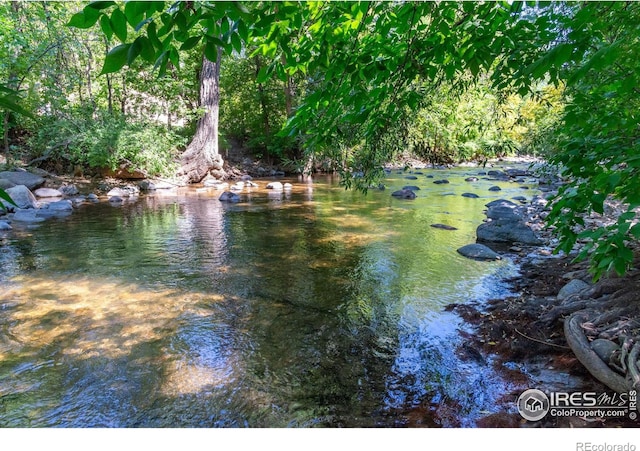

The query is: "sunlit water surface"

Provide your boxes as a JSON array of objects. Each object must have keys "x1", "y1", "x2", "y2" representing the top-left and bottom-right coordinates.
[{"x1": 0, "y1": 168, "x2": 539, "y2": 427}]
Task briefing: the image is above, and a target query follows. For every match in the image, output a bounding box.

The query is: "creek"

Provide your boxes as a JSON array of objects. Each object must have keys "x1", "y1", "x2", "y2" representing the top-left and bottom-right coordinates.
[{"x1": 0, "y1": 167, "x2": 539, "y2": 427}]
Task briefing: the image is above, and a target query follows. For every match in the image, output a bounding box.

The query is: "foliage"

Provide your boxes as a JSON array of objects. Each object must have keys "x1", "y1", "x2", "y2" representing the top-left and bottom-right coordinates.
[
  {"x1": 543, "y1": 2, "x2": 640, "y2": 280},
  {"x1": 28, "y1": 107, "x2": 184, "y2": 176}
]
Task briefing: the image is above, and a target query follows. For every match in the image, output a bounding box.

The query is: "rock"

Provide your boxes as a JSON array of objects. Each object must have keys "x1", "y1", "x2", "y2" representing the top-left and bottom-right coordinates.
[
  {"x1": 266, "y1": 181, "x2": 284, "y2": 190},
  {"x1": 47, "y1": 200, "x2": 73, "y2": 211},
  {"x1": 476, "y1": 219, "x2": 543, "y2": 245},
  {"x1": 557, "y1": 279, "x2": 590, "y2": 301},
  {"x1": 433, "y1": 179, "x2": 450, "y2": 184},
  {"x1": 505, "y1": 168, "x2": 531, "y2": 177},
  {"x1": 590, "y1": 339, "x2": 619, "y2": 364},
  {"x1": 465, "y1": 177, "x2": 479, "y2": 182},
  {"x1": 486, "y1": 205, "x2": 523, "y2": 221},
  {"x1": 402, "y1": 185, "x2": 421, "y2": 191},
  {"x1": 219, "y1": 191, "x2": 240, "y2": 202},
  {"x1": 37, "y1": 200, "x2": 73, "y2": 218},
  {"x1": 230, "y1": 182, "x2": 245, "y2": 191},
  {"x1": 3, "y1": 185, "x2": 38, "y2": 209},
  {"x1": 457, "y1": 244, "x2": 501, "y2": 261},
  {"x1": 138, "y1": 180, "x2": 156, "y2": 191},
  {"x1": 240, "y1": 175, "x2": 253, "y2": 181},
  {"x1": 431, "y1": 223, "x2": 458, "y2": 230},
  {"x1": 246, "y1": 181, "x2": 259, "y2": 188},
  {"x1": 0, "y1": 220, "x2": 12, "y2": 230},
  {"x1": 488, "y1": 170, "x2": 507, "y2": 178},
  {"x1": 488, "y1": 186, "x2": 502, "y2": 191},
  {"x1": 284, "y1": 183, "x2": 293, "y2": 190},
  {"x1": 59, "y1": 184, "x2": 79, "y2": 196},
  {"x1": 391, "y1": 189, "x2": 416, "y2": 199},
  {"x1": 107, "y1": 186, "x2": 138, "y2": 197},
  {"x1": 485, "y1": 199, "x2": 518, "y2": 209},
  {"x1": 109, "y1": 196, "x2": 124, "y2": 204},
  {"x1": 0, "y1": 178, "x2": 16, "y2": 189},
  {"x1": 0, "y1": 171, "x2": 45, "y2": 190},
  {"x1": 462, "y1": 193, "x2": 479, "y2": 198},
  {"x1": 512, "y1": 196, "x2": 528, "y2": 203},
  {"x1": 87, "y1": 193, "x2": 99, "y2": 202},
  {"x1": 12, "y1": 209, "x2": 46, "y2": 223},
  {"x1": 34, "y1": 188, "x2": 63, "y2": 198},
  {"x1": 405, "y1": 175, "x2": 418, "y2": 180}
]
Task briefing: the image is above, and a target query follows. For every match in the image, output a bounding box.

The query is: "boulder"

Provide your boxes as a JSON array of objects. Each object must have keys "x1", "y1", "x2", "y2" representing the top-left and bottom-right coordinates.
[
  {"x1": 12, "y1": 209, "x2": 46, "y2": 223},
  {"x1": 557, "y1": 279, "x2": 590, "y2": 301},
  {"x1": 404, "y1": 175, "x2": 418, "y2": 180},
  {"x1": 476, "y1": 219, "x2": 542, "y2": 245},
  {"x1": 0, "y1": 178, "x2": 15, "y2": 190},
  {"x1": 87, "y1": 193, "x2": 99, "y2": 202},
  {"x1": 0, "y1": 171, "x2": 45, "y2": 190},
  {"x1": 230, "y1": 182, "x2": 245, "y2": 191},
  {"x1": 465, "y1": 177, "x2": 479, "y2": 182},
  {"x1": 486, "y1": 205, "x2": 523, "y2": 221},
  {"x1": 433, "y1": 179, "x2": 450, "y2": 184},
  {"x1": 3, "y1": 185, "x2": 38, "y2": 209},
  {"x1": 219, "y1": 191, "x2": 240, "y2": 202},
  {"x1": 34, "y1": 187, "x2": 63, "y2": 198},
  {"x1": 138, "y1": 180, "x2": 156, "y2": 191},
  {"x1": 488, "y1": 186, "x2": 502, "y2": 191},
  {"x1": 58, "y1": 184, "x2": 79, "y2": 196},
  {"x1": 485, "y1": 199, "x2": 518, "y2": 209},
  {"x1": 391, "y1": 189, "x2": 416, "y2": 199},
  {"x1": 37, "y1": 200, "x2": 73, "y2": 218},
  {"x1": 457, "y1": 243, "x2": 501, "y2": 261},
  {"x1": 109, "y1": 196, "x2": 124, "y2": 204},
  {"x1": 462, "y1": 193, "x2": 479, "y2": 198},
  {"x1": 266, "y1": 181, "x2": 284, "y2": 190},
  {"x1": 402, "y1": 185, "x2": 421, "y2": 191},
  {"x1": 0, "y1": 220, "x2": 12, "y2": 230},
  {"x1": 284, "y1": 183, "x2": 293, "y2": 190}
]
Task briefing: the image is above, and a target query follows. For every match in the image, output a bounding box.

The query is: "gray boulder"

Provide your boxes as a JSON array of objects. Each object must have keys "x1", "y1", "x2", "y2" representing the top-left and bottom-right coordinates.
[
  {"x1": 457, "y1": 243, "x2": 501, "y2": 261},
  {"x1": 59, "y1": 184, "x2": 79, "y2": 196},
  {"x1": 485, "y1": 199, "x2": 518, "y2": 209},
  {"x1": 402, "y1": 185, "x2": 421, "y2": 191},
  {"x1": 219, "y1": 191, "x2": 240, "y2": 202},
  {"x1": 0, "y1": 178, "x2": 15, "y2": 189},
  {"x1": 0, "y1": 220, "x2": 12, "y2": 230},
  {"x1": 433, "y1": 179, "x2": 450, "y2": 184},
  {"x1": 34, "y1": 187, "x2": 63, "y2": 198},
  {"x1": 391, "y1": 189, "x2": 416, "y2": 199},
  {"x1": 12, "y1": 209, "x2": 46, "y2": 223},
  {"x1": 0, "y1": 171, "x2": 45, "y2": 190},
  {"x1": 3, "y1": 185, "x2": 38, "y2": 209},
  {"x1": 557, "y1": 279, "x2": 590, "y2": 301},
  {"x1": 37, "y1": 200, "x2": 73, "y2": 218},
  {"x1": 488, "y1": 186, "x2": 502, "y2": 192},
  {"x1": 486, "y1": 205, "x2": 523, "y2": 221},
  {"x1": 476, "y1": 219, "x2": 542, "y2": 245},
  {"x1": 462, "y1": 193, "x2": 479, "y2": 198},
  {"x1": 266, "y1": 181, "x2": 283, "y2": 190}
]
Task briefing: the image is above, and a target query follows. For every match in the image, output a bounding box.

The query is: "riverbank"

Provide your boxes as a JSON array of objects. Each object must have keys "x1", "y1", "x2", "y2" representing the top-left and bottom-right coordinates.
[{"x1": 443, "y1": 185, "x2": 640, "y2": 428}]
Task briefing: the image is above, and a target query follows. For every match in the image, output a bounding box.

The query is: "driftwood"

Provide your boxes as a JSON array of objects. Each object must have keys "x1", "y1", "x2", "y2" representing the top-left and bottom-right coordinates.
[{"x1": 564, "y1": 312, "x2": 631, "y2": 393}]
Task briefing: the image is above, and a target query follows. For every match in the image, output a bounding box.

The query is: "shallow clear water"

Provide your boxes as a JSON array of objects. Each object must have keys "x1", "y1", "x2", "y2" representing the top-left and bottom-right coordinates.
[{"x1": 0, "y1": 167, "x2": 538, "y2": 427}]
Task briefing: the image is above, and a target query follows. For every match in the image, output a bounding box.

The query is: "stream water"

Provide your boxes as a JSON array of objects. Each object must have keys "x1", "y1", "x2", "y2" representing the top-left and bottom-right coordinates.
[{"x1": 0, "y1": 166, "x2": 539, "y2": 427}]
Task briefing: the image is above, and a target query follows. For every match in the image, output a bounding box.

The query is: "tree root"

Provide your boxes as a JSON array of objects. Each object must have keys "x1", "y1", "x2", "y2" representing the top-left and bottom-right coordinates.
[{"x1": 564, "y1": 312, "x2": 631, "y2": 393}]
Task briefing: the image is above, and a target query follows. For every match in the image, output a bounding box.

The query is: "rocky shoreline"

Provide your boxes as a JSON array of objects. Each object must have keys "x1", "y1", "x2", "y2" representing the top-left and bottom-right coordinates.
[{"x1": 442, "y1": 177, "x2": 640, "y2": 428}]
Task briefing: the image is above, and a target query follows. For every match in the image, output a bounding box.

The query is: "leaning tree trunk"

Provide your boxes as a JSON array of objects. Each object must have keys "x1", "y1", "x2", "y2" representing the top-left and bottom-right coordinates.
[{"x1": 178, "y1": 52, "x2": 225, "y2": 184}]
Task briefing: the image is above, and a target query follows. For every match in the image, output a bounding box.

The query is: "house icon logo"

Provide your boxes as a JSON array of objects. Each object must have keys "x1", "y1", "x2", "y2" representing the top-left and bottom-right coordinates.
[{"x1": 517, "y1": 389, "x2": 550, "y2": 421}]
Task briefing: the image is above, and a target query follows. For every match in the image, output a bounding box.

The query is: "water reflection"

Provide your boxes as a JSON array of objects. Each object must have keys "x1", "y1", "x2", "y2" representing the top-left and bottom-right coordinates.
[{"x1": 0, "y1": 169, "x2": 537, "y2": 427}]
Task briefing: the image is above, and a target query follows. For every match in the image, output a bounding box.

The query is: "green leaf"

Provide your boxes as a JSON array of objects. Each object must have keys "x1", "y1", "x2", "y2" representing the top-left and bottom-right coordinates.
[
  {"x1": 0, "y1": 188, "x2": 17, "y2": 208},
  {"x1": 87, "y1": 1, "x2": 116, "y2": 10},
  {"x1": 124, "y1": 1, "x2": 147, "y2": 27},
  {"x1": 147, "y1": 21, "x2": 162, "y2": 49},
  {"x1": 101, "y1": 44, "x2": 131, "y2": 74},
  {"x1": 67, "y1": 8, "x2": 102, "y2": 29},
  {"x1": 0, "y1": 96, "x2": 34, "y2": 118},
  {"x1": 100, "y1": 14, "x2": 114, "y2": 40},
  {"x1": 127, "y1": 37, "x2": 143, "y2": 65},
  {"x1": 231, "y1": 32, "x2": 242, "y2": 54},
  {"x1": 180, "y1": 35, "x2": 202, "y2": 51},
  {"x1": 137, "y1": 36, "x2": 156, "y2": 62},
  {"x1": 204, "y1": 40, "x2": 218, "y2": 62},
  {"x1": 111, "y1": 8, "x2": 128, "y2": 42}
]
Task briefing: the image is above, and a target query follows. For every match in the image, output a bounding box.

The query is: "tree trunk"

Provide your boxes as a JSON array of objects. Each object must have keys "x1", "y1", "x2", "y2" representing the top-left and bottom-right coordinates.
[{"x1": 178, "y1": 52, "x2": 224, "y2": 183}]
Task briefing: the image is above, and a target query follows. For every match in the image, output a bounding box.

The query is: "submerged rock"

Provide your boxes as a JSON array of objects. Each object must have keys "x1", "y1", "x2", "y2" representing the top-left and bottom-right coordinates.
[
  {"x1": 431, "y1": 223, "x2": 458, "y2": 231},
  {"x1": 488, "y1": 186, "x2": 502, "y2": 192},
  {"x1": 462, "y1": 193, "x2": 479, "y2": 198},
  {"x1": 12, "y1": 209, "x2": 46, "y2": 223},
  {"x1": 457, "y1": 243, "x2": 501, "y2": 261},
  {"x1": 402, "y1": 185, "x2": 421, "y2": 191},
  {"x1": 391, "y1": 189, "x2": 416, "y2": 199},
  {"x1": 219, "y1": 191, "x2": 240, "y2": 202},
  {"x1": 433, "y1": 179, "x2": 450, "y2": 184}
]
